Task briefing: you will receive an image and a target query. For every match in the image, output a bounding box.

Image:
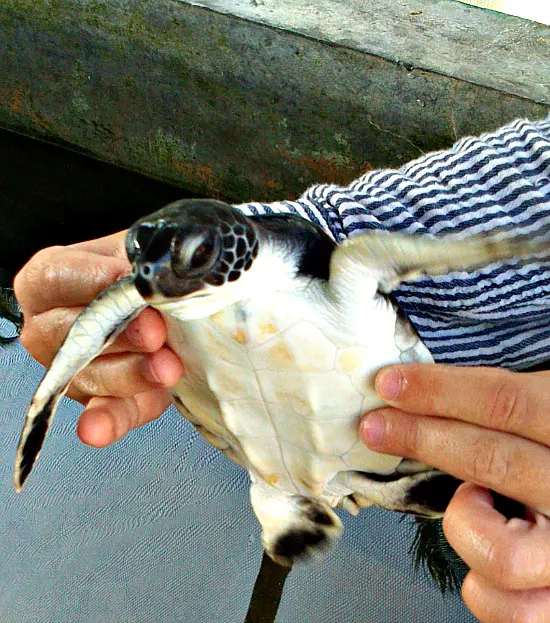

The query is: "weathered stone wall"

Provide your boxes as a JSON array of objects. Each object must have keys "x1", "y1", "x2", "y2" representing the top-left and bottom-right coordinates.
[{"x1": 1, "y1": 0, "x2": 548, "y2": 202}]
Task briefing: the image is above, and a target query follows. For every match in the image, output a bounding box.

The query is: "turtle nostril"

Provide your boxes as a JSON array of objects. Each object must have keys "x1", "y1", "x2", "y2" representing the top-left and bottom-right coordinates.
[{"x1": 140, "y1": 264, "x2": 153, "y2": 279}]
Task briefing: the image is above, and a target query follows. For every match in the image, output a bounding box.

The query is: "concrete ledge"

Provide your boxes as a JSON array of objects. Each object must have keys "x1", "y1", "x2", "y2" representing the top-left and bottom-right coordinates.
[
  {"x1": 1, "y1": 0, "x2": 548, "y2": 202},
  {"x1": 187, "y1": 0, "x2": 550, "y2": 104}
]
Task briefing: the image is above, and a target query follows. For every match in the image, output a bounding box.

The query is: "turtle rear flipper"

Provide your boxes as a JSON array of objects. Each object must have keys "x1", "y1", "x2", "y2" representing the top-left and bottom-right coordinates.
[
  {"x1": 339, "y1": 470, "x2": 462, "y2": 518},
  {"x1": 250, "y1": 481, "x2": 342, "y2": 566}
]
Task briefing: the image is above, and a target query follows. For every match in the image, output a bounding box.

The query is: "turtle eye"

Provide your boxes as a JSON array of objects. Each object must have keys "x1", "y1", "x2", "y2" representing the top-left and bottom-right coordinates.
[
  {"x1": 172, "y1": 230, "x2": 220, "y2": 277},
  {"x1": 189, "y1": 236, "x2": 217, "y2": 270}
]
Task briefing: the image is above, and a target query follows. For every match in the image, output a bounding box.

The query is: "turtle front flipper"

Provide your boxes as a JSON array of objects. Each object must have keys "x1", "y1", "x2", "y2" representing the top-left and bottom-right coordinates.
[
  {"x1": 14, "y1": 277, "x2": 146, "y2": 492},
  {"x1": 329, "y1": 231, "x2": 549, "y2": 299},
  {"x1": 249, "y1": 479, "x2": 342, "y2": 566}
]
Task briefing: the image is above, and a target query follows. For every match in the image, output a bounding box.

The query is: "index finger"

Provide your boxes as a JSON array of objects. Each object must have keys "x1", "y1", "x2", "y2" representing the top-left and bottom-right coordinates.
[
  {"x1": 375, "y1": 364, "x2": 550, "y2": 447},
  {"x1": 69, "y1": 230, "x2": 128, "y2": 259},
  {"x1": 14, "y1": 248, "x2": 130, "y2": 315},
  {"x1": 360, "y1": 408, "x2": 550, "y2": 513}
]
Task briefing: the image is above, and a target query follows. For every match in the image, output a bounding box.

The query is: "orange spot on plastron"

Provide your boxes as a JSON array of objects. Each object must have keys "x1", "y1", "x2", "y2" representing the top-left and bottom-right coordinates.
[
  {"x1": 264, "y1": 473, "x2": 280, "y2": 486},
  {"x1": 259, "y1": 321, "x2": 278, "y2": 336},
  {"x1": 233, "y1": 328, "x2": 248, "y2": 344},
  {"x1": 268, "y1": 343, "x2": 294, "y2": 366},
  {"x1": 336, "y1": 349, "x2": 363, "y2": 374}
]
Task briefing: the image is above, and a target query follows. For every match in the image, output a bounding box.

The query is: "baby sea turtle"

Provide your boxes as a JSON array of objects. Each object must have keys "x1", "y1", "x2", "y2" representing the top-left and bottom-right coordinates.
[{"x1": 13, "y1": 199, "x2": 547, "y2": 565}]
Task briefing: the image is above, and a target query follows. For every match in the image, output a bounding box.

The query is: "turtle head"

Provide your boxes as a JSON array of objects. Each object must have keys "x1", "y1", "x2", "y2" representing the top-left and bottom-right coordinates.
[{"x1": 126, "y1": 199, "x2": 260, "y2": 316}]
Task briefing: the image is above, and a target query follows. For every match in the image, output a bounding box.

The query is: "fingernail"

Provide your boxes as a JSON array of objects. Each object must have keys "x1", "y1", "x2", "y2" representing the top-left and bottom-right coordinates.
[
  {"x1": 360, "y1": 412, "x2": 386, "y2": 448},
  {"x1": 460, "y1": 483, "x2": 494, "y2": 507},
  {"x1": 140, "y1": 358, "x2": 160, "y2": 384},
  {"x1": 375, "y1": 368, "x2": 404, "y2": 402}
]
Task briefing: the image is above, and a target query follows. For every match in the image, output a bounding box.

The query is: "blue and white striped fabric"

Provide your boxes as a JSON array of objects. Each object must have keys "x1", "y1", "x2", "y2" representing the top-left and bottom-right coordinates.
[{"x1": 239, "y1": 116, "x2": 550, "y2": 370}]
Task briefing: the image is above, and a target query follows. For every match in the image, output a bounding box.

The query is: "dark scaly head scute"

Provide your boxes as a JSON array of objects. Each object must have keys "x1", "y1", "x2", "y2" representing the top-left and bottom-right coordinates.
[{"x1": 125, "y1": 199, "x2": 259, "y2": 299}]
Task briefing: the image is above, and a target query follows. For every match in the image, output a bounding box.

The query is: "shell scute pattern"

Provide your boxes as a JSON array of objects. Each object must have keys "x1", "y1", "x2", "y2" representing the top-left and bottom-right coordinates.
[
  {"x1": 308, "y1": 418, "x2": 358, "y2": 456},
  {"x1": 207, "y1": 364, "x2": 262, "y2": 402},
  {"x1": 161, "y1": 243, "x2": 422, "y2": 504},
  {"x1": 249, "y1": 323, "x2": 336, "y2": 373},
  {"x1": 266, "y1": 403, "x2": 319, "y2": 452},
  {"x1": 271, "y1": 411, "x2": 357, "y2": 460},
  {"x1": 239, "y1": 437, "x2": 289, "y2": 481},
  {"x1": 219, "y1": 400, "x2": 275, "y2": 438},
  {"x1": 262, "y1": 380, "x2": 316, "y2": 419},
  {"x1": 203, "y1": 325, "x2": 250, "y2": 365},
  {"x1": 281, "y1": 450, "x2": 326, "y2": 497},
  {"x1": 244, "y1": 306, "x2": 296, "y2": 348},
  {"x1": 259, "y1": 370, "x2": 363, "y2": 423},
  {"x1": 166, "y1": 284, "x2": 409, "y2": 501},
  {"x1": 342, "y1": 440, "x2": 400, "y2": 472}
]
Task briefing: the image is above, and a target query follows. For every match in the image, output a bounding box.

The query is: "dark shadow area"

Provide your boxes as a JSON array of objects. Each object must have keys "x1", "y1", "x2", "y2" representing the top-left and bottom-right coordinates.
[{"x1": 0, "y1": 128, "x2": 192, "y2": 279}]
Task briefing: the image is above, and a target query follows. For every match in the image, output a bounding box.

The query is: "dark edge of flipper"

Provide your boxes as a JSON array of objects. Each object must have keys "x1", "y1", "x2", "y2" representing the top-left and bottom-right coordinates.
[
  {"x1": 243, "y1": 553, "x2": 292, "y2": 623},
  {"x1": 14, "y1": 276, "x2": 145, "y2": 492},
  {"x1": 405, "y1": 474, "x2": 463, "y2": 516},
  {"x1": 14, "y1": 394, "x2": 63, "y2": 491}
]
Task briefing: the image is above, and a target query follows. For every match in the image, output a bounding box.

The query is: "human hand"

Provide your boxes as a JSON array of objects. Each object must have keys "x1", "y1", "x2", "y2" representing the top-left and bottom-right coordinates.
[
  {"x1": 14, "y1": 232, "x2": 184, "y2": 448},
  {"x1": 360, "y1": 364, "x2": 550, "y2": 623}
]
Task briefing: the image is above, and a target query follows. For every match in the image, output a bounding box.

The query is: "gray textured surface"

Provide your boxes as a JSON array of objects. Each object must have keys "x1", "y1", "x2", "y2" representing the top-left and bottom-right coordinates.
[
  {"x1": 0, "y1": 0, "x2": 548, "y2": 204},
  {"x1": 0, "y1": 327, "x2": 476, "y2": 622},
  {"x1": 186, "y1": 0, "x2": 550, "y2": 103}
]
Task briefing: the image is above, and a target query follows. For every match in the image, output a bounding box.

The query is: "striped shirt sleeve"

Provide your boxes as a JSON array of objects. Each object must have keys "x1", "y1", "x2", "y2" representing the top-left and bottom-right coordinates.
[{"x1": 237, "y1": 116, "x2": 550, "y2": 370}]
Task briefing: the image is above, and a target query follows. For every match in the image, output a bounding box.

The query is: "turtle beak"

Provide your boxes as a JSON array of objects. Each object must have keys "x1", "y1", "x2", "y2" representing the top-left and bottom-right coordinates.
[
  {"x1": 132, "y1": 255, "x2": 207, "y2": 302},
  {"x1": 127, "y1": 222, "x2": 195, "y2": 300}
]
